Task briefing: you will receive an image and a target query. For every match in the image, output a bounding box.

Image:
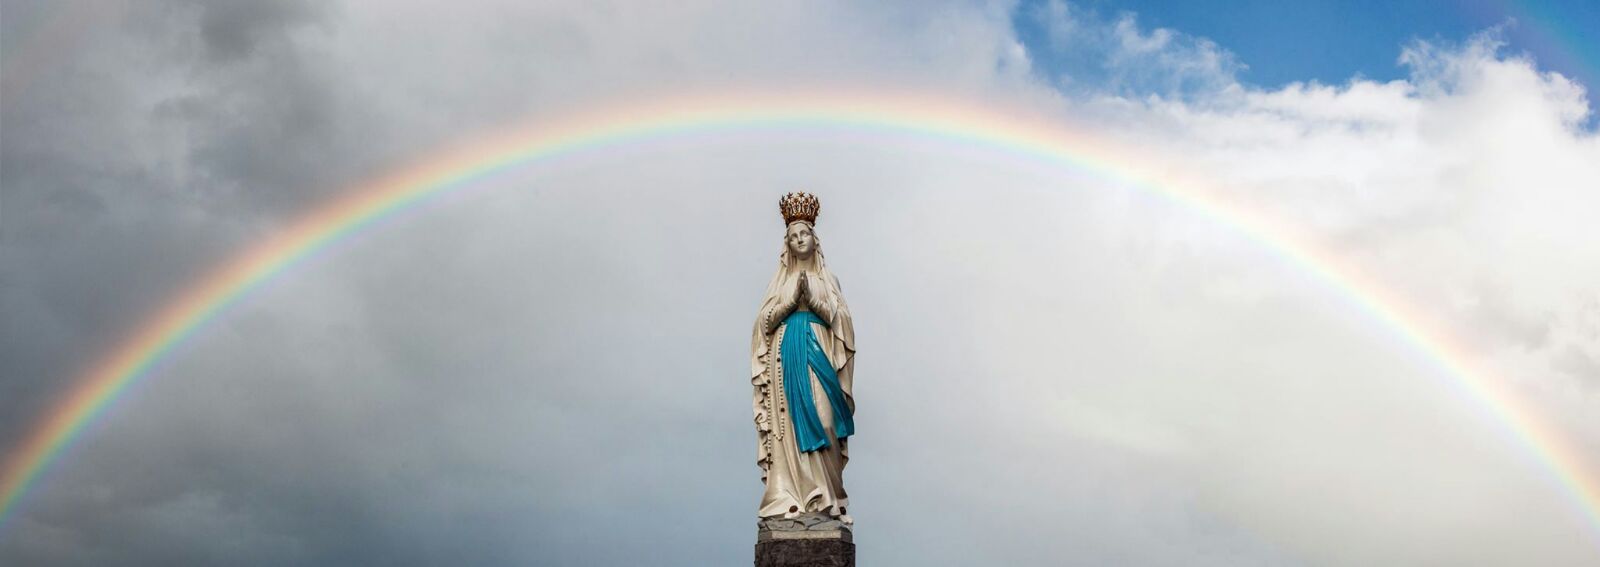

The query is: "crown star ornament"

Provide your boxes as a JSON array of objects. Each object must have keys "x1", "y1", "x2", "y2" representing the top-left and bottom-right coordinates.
[{"x1": 779, "y1": 192, "x2": 820, "y2": 225}]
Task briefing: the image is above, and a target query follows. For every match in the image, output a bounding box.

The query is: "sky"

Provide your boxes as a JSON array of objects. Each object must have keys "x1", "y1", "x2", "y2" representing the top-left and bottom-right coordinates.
[
  {"x1": 1015, "y1": 0, "x2": 1600, "y2": 99},
  {"x1": 1, "y1": 0, "x2": 1598, "y2": 565}
]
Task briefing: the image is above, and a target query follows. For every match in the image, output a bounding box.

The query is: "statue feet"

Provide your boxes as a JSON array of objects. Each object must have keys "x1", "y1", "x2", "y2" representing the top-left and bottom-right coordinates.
[{"x1": 759, "y1": 511, "x2": 852, "y2": 532}]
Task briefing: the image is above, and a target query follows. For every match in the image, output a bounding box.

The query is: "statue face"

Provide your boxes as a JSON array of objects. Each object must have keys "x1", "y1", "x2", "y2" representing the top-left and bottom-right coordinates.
[{"x1": 786, "y1": 222, "x2": 816, "y2": 258}]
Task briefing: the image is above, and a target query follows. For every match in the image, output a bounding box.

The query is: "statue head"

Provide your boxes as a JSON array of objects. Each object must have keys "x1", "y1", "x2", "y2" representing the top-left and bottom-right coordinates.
[
  {"x1": 779, "y1": 192, "x2": 822, "y2": 263},
  {"x1": 786, "y1": 221, "x2": 816, "y2": 260}
]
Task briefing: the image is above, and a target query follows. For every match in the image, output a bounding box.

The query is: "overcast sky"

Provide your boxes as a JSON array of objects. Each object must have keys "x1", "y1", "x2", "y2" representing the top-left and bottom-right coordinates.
[{"x1": 3, "y1": 1, "x2": 1599, "y2": 565}]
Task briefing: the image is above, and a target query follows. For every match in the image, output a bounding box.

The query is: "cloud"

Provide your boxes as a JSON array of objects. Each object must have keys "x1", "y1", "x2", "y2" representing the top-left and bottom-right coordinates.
[
  {"x1": 1021, "y1": 0, "x2": 1244, "y2": 98},
  {"x1": 2, "y1": 1, "x2": 1597, "y2": 565}
]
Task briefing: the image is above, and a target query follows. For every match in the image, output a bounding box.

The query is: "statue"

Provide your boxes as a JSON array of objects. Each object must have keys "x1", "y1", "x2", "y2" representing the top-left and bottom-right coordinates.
[{"x1": 751, "y1": 192, "x2": 857, "y2": 526}]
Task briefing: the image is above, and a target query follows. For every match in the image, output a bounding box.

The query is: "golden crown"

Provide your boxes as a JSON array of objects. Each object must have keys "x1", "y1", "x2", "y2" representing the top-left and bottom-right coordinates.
[{"x1": 779, "y1": 192, "x2": 820, "y2": 225}]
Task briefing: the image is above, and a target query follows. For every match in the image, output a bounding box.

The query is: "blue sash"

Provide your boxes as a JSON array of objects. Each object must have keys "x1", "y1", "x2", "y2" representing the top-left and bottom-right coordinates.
[{"x1": 781, "y1": 310, "x2": 854, "y2": 452}]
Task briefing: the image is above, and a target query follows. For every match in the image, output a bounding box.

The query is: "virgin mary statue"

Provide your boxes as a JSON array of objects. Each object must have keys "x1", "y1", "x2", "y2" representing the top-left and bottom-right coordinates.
[{"x1": 750, "y1": 192, "x2": 857, "y2": 524}]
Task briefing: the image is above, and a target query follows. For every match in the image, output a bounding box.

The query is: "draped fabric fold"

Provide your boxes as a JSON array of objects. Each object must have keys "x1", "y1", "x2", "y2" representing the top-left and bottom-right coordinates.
[{"x1": 781, "y1": 310, "x2": 854, "y2": 452}]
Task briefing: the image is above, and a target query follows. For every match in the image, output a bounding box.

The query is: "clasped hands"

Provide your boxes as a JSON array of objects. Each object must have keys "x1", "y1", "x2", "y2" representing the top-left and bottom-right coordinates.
[
  {"x1": 776, "y1": 272, "x2": 822, "y2": 320},
  {"x1": 786, "y1": 272, "x2": 812, "y2": 309}
]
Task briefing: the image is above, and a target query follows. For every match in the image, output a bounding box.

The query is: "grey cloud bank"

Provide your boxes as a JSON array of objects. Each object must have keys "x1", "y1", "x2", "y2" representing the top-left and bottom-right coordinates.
[{"x1": 2, "y1": 1, "x2": 1597, "y2": 565}]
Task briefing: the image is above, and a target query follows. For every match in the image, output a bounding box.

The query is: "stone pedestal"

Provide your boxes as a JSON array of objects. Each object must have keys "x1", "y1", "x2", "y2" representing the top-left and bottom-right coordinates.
[{"x1": 755, "y1": 518, "x2": 854, "y2": 567}]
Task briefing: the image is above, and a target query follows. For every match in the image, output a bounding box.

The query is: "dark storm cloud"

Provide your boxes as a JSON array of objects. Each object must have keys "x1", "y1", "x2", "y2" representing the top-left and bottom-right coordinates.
[
  {"x1": 0, "y1": 3, "x2": 385, "y2": 562},
  {"x1": 133, "y1": 0, "x2": 401, "y2": 214},
  {"x1": 183, "y1": 0, "x2": 323, "y2": 63},
  {"x1": 0, "y1": 0, "x2": 362, "y2": 429}
]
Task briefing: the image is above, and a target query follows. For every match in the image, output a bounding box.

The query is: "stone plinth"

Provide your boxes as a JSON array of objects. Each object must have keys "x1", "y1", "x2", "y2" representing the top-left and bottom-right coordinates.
[{"x1": 755, "y1": 517, "x2": 854, "y2": 567}]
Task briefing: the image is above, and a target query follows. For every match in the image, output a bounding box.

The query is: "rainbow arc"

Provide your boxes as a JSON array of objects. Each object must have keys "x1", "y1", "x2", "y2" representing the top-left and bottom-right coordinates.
[{"x1": 1, "y1": 91, "x2": 1595, "y2": 549}]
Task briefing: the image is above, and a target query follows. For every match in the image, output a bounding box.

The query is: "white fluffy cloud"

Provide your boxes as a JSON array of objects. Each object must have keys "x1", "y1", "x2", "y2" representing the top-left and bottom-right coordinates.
[
  {"x1": 1025, "y1": 0, "x2": 1244, "y2": 97},
  {"x1": 1040, "y1": 26, "x2": 1600, "y2": 563}
]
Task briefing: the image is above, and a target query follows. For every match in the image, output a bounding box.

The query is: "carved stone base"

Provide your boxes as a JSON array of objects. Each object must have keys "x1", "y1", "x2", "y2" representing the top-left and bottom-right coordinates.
[{"x1": 755, "y1": 516, "x2": 854, "y2": 567}]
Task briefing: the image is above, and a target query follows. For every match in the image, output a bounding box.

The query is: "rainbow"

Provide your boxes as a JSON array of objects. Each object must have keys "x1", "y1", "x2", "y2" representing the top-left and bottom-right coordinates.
[{"x1": 2, "y1": 90, "x2": 1597, "y2": 546}]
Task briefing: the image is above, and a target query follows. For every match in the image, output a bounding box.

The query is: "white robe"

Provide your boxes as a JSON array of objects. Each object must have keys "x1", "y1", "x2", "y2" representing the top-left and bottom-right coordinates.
[{"x1": 751, "y1": 269, "x2": 855, "y2": 520}]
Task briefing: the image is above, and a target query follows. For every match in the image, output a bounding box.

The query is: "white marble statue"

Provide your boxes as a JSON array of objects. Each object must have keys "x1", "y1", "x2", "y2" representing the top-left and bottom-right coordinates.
[{"x1": 750, "y1": 192, "x2": 857, "y2": 525}]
